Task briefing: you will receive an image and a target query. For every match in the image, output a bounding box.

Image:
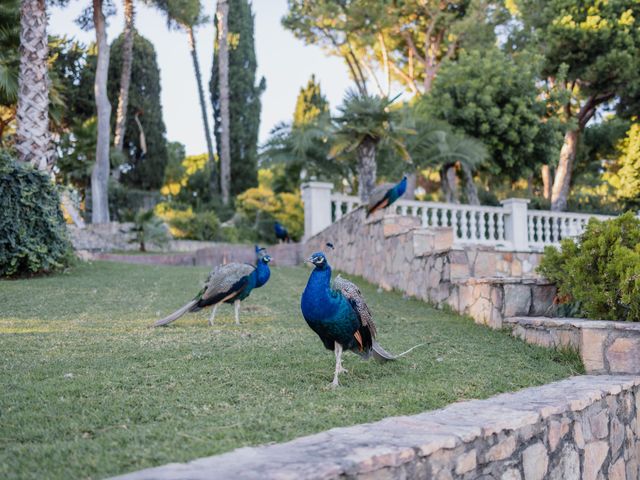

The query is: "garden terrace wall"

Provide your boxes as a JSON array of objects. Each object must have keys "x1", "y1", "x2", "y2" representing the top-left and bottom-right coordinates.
[
  {"x1": 111, "y1": 375, "x2": 640, "y2": 480},
  {"x1": 506, "y1": 317, "x2": 640, "y2": 376},
  {"x1": 305, "y1": 208, "x2": 555, "y2": 329},
  {"x1": 82, "y1": 242, "x2": 303, "y2": 267}
]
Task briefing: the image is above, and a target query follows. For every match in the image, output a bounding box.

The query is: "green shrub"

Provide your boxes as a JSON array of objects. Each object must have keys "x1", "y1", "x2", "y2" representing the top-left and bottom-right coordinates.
[
  {"x1": 129, "y1": 209, "x2": 170, "y2": 251},
  {"x1": 537, "y1": 212, "x2": 640, "y2": 321},
  {"x1": 0, "y1": 153, "x2": 73, "y2": 277},
  {"x1": 168, "y1": 210, "x2": 220, "y2": 241}
]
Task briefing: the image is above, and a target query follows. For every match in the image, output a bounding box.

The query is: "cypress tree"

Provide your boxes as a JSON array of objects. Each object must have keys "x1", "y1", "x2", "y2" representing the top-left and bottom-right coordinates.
[
  {"x1": 293, "y1": 74, "x2": 328, "y2": 127},
  {"x1": 211, "y1": 0, "x2": 265, "y2": 197},
  {"x1": 109, "y1": 31, "x2": 168, "y2": 190}
]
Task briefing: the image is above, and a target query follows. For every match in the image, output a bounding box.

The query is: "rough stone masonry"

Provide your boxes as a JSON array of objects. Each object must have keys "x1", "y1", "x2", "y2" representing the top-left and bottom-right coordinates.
[{"x1": 110, "y1": 375, "x2": 640, "y2": 480}]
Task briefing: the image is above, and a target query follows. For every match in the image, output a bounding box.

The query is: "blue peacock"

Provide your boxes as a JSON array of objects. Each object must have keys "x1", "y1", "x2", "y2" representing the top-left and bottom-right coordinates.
[
  {"x1": 366, "y1": 176, "x2": 408, "y2": 217},
  {"x1": 301, "y1": 249, "x2": 420, "y2": 386},
  {"x1": 153, "y1": 246, "x2": 271, "y2": 327},
  {"x1": 274, "y1": 221, "x2": 291, "y2": 243}
]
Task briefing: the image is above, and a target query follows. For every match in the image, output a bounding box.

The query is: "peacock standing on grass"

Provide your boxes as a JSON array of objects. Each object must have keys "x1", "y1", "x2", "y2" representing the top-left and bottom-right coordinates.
[
  {"x1": 301, "y1": 250, "x2": 421, "y2": 387},
  {"x1": 152, "y1": 246, "x2": 271, "y2": 328},
  {"x1": 274, "y1": 221, "x2": 291, "y2": 243},
  {"x1": 366, "y1": 176, "x2": 408, "y2": 217}
]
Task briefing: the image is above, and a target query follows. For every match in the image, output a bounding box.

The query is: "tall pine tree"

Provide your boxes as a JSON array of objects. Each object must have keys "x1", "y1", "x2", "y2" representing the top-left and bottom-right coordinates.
[
  {"x1": 109, "y1": 31, "x2": 168, "y2": 190},
  {"x1": 210, "y1": 0, "x2": 265, "y2": 197}
]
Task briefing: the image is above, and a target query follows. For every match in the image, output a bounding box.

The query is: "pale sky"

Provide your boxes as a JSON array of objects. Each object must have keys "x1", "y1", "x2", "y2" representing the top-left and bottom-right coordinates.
[{"x1": 48, "y1": 0, "x2": 353, "y2": 156}]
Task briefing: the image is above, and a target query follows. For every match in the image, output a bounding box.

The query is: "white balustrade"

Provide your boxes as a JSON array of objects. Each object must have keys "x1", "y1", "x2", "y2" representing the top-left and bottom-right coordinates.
[
  {"x1": 527, "y1": 210, "x2": 614, "y2": 248},
  {"x1": 302, "y1": 182, "x2": 621, "y2": 251}
]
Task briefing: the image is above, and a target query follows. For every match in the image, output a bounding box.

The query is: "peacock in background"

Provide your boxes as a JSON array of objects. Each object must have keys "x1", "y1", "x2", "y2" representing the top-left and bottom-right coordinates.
[
  {"x1": 152, "y1": 246, "x2": 271, "y2": 327},
  {"x1": 366, "y1": 175, "x2": 408, "y2": 217},
  {"x1": 301, "y1": 249, "x2": 420, "y2": 386},
  {"x1": 274, "y1": 221, "x2": 291, "y2": 243}
]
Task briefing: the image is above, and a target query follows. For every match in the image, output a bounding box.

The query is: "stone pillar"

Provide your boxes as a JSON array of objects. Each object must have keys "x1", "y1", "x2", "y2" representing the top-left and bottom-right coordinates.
[
  {"x1": 301, "y1": 182, "x2": 333, "y2": 241},
  {"x1": 501, "y1": 198, "x2": 530, "y2": 251}
]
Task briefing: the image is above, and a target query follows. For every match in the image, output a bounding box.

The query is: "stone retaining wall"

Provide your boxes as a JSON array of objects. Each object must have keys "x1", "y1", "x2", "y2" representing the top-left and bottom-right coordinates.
[
  {"x1": 110, "y1": 375, "x2": 640, "y2": 480},
  {"x1": 506, "y1": 317, "x2": 640, "y2": 376},
  {"x1": 305, "y1": 208, "x2": 553, "y2": 329},
  {"x1": 83, "y1": 242, "x2": 303, "y2": 268}
]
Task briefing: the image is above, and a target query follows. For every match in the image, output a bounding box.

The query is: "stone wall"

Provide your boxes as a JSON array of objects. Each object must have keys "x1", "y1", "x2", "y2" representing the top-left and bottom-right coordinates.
[
  {"x1": 110, "y1": 375, "x2": 640, "y2": 480},
  {"x1": 83, "y1": 242, "x2": 303, "y2": 268},
  {"x1": 305, "y1": 208, "x2": 554, "y2": 329},
  {"x1": 506, "y1": 317, "x2": 640, "y2": 376}
]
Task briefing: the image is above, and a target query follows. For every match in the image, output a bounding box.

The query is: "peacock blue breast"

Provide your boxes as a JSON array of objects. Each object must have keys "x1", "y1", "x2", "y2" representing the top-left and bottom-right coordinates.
[
  {"x1": 255, "y1": 261, "x2": 270, "y2": 288},
  {"x1": 301, "y1": 267, "x2": 360, "y2": 350}
]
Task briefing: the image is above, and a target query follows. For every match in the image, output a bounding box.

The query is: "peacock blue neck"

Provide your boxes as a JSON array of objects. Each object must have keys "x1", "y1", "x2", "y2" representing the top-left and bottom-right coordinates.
[
  {"x1": 301, "y1": 265, "x2": 338, "y2": 322},
  {"x1": 255, "y1": 260, "x2": 271, "y2": 288}
]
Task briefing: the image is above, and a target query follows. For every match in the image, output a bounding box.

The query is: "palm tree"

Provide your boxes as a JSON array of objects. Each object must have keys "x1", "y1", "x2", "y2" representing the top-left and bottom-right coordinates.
[
  {"x1": 215, "y1": 0, "x2": 230, "y2": 204},
  {"x1": 153, "y1": 0, "x2": 217, "y2": 192},
  {"x1": 332, "y1": 90, "x2": 410, "y2": 201},
  {"x1": 113, "y1": 0, "x2": 135, "y2": 162},
  {"x1": 0, "y1": 0, "x2": 20, "y2": 145},
  {"x1": 91, "y1": 0, "x2": 112, "y2": 223},
  {"x1": 15, "y1": 0, "x2": 51, "y2": 171}
]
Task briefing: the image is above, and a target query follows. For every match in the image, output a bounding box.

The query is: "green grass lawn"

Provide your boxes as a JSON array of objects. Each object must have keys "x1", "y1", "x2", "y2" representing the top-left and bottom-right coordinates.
[{"x1": 0, "y1": 261, "x2": 582, "y2": 479}]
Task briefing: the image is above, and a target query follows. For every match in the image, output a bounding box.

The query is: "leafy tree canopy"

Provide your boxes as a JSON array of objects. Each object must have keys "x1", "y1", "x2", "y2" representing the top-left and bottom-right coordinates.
[{"x1": 428, "y1": 48, "x2": 556, "y2": 179}]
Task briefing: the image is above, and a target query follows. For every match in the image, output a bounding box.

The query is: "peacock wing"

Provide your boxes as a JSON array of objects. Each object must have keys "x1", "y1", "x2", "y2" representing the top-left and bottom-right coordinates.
[
  {"x1": 366, "y1": 182, "x2": 394, "y2": 212},
  {"x1": 201, "y1": 263, "x2": 255, "y2": 301},
  {"x1": 333, "y1": 274, "x2": 378, "y2": 340}
]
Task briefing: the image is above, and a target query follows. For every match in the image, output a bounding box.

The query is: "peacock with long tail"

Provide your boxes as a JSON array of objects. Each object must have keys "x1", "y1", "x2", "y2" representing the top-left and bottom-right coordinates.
[
  {"x1": 301, "y1": 249, "x2": 421, "y2": 387},
  {"x1": 366, "y1": 175, "x2": 408, "y2": 217},
  {"x1": 152, "y1": 246, "x2": 271, "y2": 327}
]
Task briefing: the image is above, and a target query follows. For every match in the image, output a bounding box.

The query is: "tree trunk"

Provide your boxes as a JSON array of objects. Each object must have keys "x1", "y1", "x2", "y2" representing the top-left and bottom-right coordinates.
[
  {"x1": 356, "y1": 137, "x2": 377, "y2": 201},
  {"x1": 91, "y1": 0, "x2": 111, "y2": 224},
  {"x1": 187, "y1": 26, "x2": 218, "y2": 194},
  {"x1": 216, "y1": 0, "x2": 231, "y2": 205},
  {"x1": 550, "y1": 129, "x2": 579, "y2": 212},
  {"x1": 113, "y1": 0, "x2": 134, "y2": 167},
  {"x1": 16, "y1": 0, "x2": 52, "y2": 171},
  {"x1": 405, "y1": 172, "x2": 416, "y2": 199},
  {"x1": 460, "y1": 162, "x2": 479, "y2": 205},
  {"x1": 440, "y1": 165, "x2": 458, "y2": 203},
  {"x1": 541, "y1": 164, "x2": 551, "y2": 200}
]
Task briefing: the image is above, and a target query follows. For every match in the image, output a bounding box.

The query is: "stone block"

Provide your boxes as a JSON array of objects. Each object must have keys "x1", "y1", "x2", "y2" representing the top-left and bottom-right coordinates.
[
  {"x1": 503, "y1": 284, "x2": 532, "y2": 317},
  {"x1": 474, "y1": 252, "x2": 497, "y2": 277},
  {"x1": 581, "y1": 329, "x2": 608, "y2": 373},
  {"x1": 501, "y1": 469, "x2": 522, "y2": 480},
  {"x1": 549, "y1": 444, "x2": 580, "y2": 480},
  {"x1": 583, "y1": 441, "x2": 609, "y2": 480},
  {"x1": 530, "y1": 285, "x2": 557, "y2": 316},
  {"x1": 589, "y1": 409, "x2": 609, "y2": 439},
  {"x1": 455, "y1": 449, "x2": 476, "y2": 475},
  {"x1": 606, "y1": 337, "x2": 640, "y2": 374},
  {"x1": 522, "y1": 442, "x2": 548, "y2": 480},
  {"x1": 450, "y1": 262, "x2": 470, "y2": 280},
  {"x1": 609, "y1": 457, "x2": 626, "y2": 480},
  {"x1": 485, "y1": 435, "x2": 516, "y2": 462}
]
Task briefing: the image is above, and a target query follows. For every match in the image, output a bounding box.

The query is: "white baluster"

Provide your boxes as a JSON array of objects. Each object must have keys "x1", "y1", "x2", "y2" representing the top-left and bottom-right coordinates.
[
  {"x1": 334, "y1": 201, "x2": 343, "y2": 221},
  {"x1": 488, "y1": 213, "x2": 496, "y2": 241},
  {"x1": 469, "y1": 210, "x2": 477, "y2": 241},
  {"x1": 460, "y1": 209, "x2": 469, "y2": 240},
  {"x1": 496, "y1": 213, "x2": 504, "y2": 241},
  {"x1": 478, "y1": 212, "x2": 487, "y2": 241},
  {"x1": 542, "y1": 216, "x2": 550, "y2": 244},
  {"x1": 527, "y1": 215, "x2": 534, "y2": 243}
]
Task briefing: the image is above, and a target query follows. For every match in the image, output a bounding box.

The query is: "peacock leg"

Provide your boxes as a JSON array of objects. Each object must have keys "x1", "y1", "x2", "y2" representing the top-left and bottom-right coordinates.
[
  {"x1": 208, "y1": 304, "x2": 218, "y2": 326},
  {"x1": 234, "y1": 300, "x2": 240, "y2": 325},
  {"x1": 331, "y1": 342, "x2": 344, "y2": 387}
]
